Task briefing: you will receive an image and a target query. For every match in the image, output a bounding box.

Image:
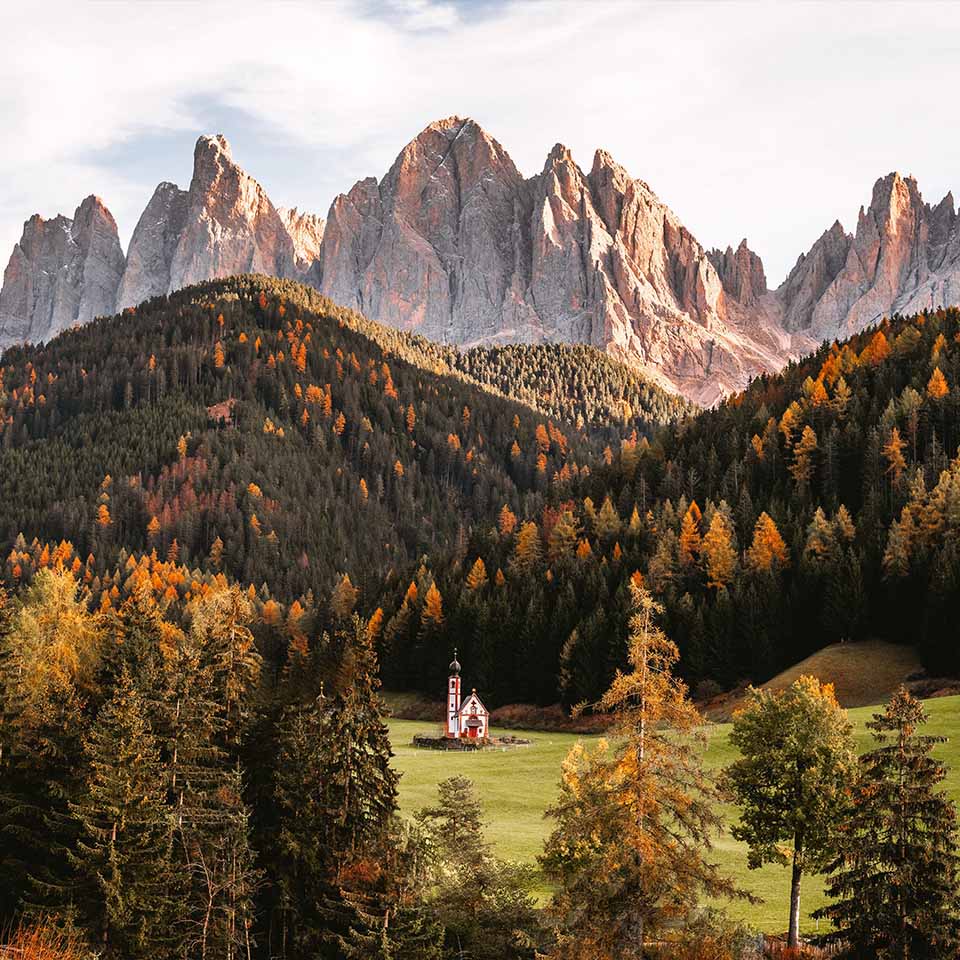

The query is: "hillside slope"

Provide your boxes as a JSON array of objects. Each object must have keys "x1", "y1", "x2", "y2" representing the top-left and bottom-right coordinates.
[
  {"x1": 4, "y1": 275, "x2": 960, "y2": 713},
  {"x1": 0, "y1": 274, "x2": 682, "y2": 614},
  {"x1": 376, "y1": 306, "x2": 960, "y2": 708}
]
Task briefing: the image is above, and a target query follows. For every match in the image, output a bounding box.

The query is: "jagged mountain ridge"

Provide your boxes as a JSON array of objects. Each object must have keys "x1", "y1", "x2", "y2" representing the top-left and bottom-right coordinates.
[
  {"x1": 317, "y1": 120, "x2": 795, "y2": 404},
  {"x1": 2, "y1": 117, "x2": 959, "y2": 404},
  {"x1": 0, "y1": 196, "x2": 125, "y2": 346}
]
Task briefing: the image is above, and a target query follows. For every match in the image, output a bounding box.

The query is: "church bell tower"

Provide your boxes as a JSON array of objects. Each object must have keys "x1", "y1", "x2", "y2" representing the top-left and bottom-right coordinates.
[{"x1": 446, "y1": 650, "x2": 462, "y2": 738}]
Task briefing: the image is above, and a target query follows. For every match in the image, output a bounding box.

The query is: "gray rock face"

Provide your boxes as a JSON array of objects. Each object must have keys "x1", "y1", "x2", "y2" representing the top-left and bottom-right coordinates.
[
  {"x1": 0, "y1": 196, "x2": 124, "y2": 348},
  {"x1": 278, "y1": 207, "x2": 326, "y2": 274},
  {"x1": 315, "y1": 124, "x2": 960, "y2": 401},
  {"x1": 769, "y1": 173, "x2": 960, "y2": 341},
  {"x1": 318, "y1": 117, "x2": 530, "y2": 344},
  {"x1": 168, "y1": 135, "x2": 298, "y2": 289},
  {"x1": 118, "y1": 135, "x2": 322, "y2": 307},
  {"x1": 708, "y1": 240, "x2": 767, "y2": 307},
  {"x1": 316, "y1": 117, "x2": 791, "y2": 403},
  {"x1": 115, "y1": 182, "x2": 189, "y2": 310}
]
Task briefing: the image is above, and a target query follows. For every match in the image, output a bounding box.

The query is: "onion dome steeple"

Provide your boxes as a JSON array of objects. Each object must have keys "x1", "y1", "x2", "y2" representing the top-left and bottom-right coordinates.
[{"x1": 449, "y1": 649, "x2": 461, "y2": 676}]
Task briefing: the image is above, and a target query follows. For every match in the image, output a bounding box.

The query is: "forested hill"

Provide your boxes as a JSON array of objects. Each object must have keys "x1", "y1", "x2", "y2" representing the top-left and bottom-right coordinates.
[
  {"x1": 452, "y1": 343, "x2": 691, "y2": 446},
  {"x1": 0, "y1": 274, "x2": 683, "y2": 617},
  {"x1": 4, "y1": 274, "x2": 960, "y2": 714},
  {"x1": 381, "y1": 307, "x2": 960, "y2": 709}
]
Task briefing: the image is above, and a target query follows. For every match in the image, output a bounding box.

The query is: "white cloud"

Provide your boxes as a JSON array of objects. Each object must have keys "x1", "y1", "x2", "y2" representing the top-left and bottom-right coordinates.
[{"x1": 3, "y1": 0, "x2": 960, "y2": 284}]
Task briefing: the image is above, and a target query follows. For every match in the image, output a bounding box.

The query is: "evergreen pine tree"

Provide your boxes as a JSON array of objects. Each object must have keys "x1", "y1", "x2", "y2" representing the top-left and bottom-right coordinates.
[
  {"x1": 418, "y1": 776, "x2": 541, "y2": 960},
  {"x1": 69, "y1": 670, "x2": 174, "y2": 960},
  {"x1": 162, "y1": 613, "x2": 260, "y2": 960},
  {"x1": 337, "y1": 823, "x2": 444, "y2": 960},
  {"x1": 815, "y1": 688, "x2": 960, "y2": 958},
  {"x1": 275, "y1": 617, "x2": 398, "y2": 957}
]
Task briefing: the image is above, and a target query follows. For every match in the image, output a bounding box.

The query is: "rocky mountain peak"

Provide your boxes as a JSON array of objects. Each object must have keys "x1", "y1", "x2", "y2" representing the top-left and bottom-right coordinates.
[
  {"x1": 708, "y1": 239, "x2": 768, "y2": 307},
  {"x1": 196, "y1": 132, "x2": 233, "y2": 162},
  {"x1": 423, "y1": 114, "x2": 471, "y2": 134},
  {"x1": 0, "y1": 196, "x2": 124, "y2": 347},
  {"x1": 278, "y1": 207, "x2": 326, "y2": 269},
  {"x1": 544, "y1": 142, "x2": 575, "y2": 170}
]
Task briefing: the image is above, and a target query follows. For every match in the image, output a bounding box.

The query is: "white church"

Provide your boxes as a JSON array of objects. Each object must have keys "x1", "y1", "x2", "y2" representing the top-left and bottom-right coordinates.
[{"x1": 445, "y1": 650, "x2": 490, "y2": 740}]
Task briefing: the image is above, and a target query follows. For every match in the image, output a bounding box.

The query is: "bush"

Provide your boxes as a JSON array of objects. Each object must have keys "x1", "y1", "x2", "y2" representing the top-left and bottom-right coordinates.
[{"x1": 0, "y1": 920, "x2": 91, "y2": 960}]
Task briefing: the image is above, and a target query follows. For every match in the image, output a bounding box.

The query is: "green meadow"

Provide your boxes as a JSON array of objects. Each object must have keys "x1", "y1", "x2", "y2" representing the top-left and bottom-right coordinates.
[{"x1": 389, "y1": 694, "x2": 960, "y2": 936}]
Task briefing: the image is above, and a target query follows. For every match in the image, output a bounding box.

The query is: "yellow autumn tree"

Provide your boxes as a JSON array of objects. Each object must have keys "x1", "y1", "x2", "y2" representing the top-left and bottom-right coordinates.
[
  {"x1": 262, "y1": 598, "x2": 282, "y2": 626},
  {"x1": 883, "y1": 427, "x2": 908, "y2": 484},
  {"x1": 678, "y1": 501, "x2": 702, "y2": 566},
  {"x1": 746, "y1": 512, "x2": 789, "y2": 573},
  {"x1": 498, "y1": 504, "x2": 517, "y2": 537},
  {"x1": 188, "y1": 585, "x2": 260, "y2": 747},
  {"x1": 779, "y1": 402, "x2": 802, "y2": 449},
  {"x1": 789, "y1": 425, "x2": 818, "y2": 489},
  {"x1": 927, "y1": 367, "x2": 949, "y2": 399},
  {"x1": 208, "y1": 536, "x2": 224, "y2": 570},
  {"x1": 702, "y1": 510, "x2": 737, "y2": 589},
  {"x1": 809, "y1": 378, "x2": 829, "y2": 408},
  {"x1": 421, "y1": 582, "x2": 444, "y2": 627},
  {"x1": 860, "y1": 330, "x2": 891, "y2": 366},
  {"x1": 535, "y1": 423, "x2": 550, "y2": 452},
  {"x1": 329, "y1": 574, "x2": 359, "y2": 620},
  {"x1": 2, "y1": 568, "x2": 102, "y2": 709},
  {"x1": 366, "y1": 607, "x2": 384, "y2": 642},
  {"x1": 542, "y1": 582, "x2": 741, "y2": 957},
  {"x1": 465, "y1": 557, "x2": 488, "y2": 591},
  {"x1": 510, "y1": 521, "x2": 542, "y2": 574}
]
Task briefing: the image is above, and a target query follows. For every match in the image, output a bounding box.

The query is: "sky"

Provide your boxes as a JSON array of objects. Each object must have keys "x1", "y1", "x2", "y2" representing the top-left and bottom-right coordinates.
[{"x1": 3, "y1": 0, "x2": 960, "y2": 286}]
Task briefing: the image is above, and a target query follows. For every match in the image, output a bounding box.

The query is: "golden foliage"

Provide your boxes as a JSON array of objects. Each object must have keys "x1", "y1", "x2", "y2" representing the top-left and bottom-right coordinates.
[
  {"x1": 746, "y1": 512, "x2": 789, "y2": 573},
  {"x1": 927, "y1": 366, "x2": 949, "y2": 399}
]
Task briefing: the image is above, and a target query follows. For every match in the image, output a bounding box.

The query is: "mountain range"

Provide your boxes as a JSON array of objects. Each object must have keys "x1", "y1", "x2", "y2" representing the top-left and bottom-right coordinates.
[{"x1": 2, "y1": 116, "x2": 959, "y2": 404}]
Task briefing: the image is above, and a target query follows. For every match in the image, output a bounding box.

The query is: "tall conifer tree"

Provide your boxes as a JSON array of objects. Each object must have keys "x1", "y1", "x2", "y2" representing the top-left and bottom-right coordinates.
[
  {"x1": 69, "y1": 670, "x2": 173, "y2": 960},
  {"x1": 541, "y1": 583, "x2": 744, "y2": 958},
  {"x1": 816, "y1": 688, "x2": 960, "y2": 958}
]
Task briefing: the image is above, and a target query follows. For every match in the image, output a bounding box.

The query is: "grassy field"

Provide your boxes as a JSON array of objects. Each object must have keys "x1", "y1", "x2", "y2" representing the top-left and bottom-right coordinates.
[{"x1": 389, "y1": 693, "x2": 960, "y2": 937}]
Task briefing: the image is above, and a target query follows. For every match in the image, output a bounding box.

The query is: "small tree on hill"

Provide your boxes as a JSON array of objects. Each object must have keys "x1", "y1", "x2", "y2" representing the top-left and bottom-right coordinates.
[
  {"x1": 722, "y1": 676, "x2": 856, "y2": 948},
  {"x1": 815, "y1": 688, "x2": 960, "y2": 958}
]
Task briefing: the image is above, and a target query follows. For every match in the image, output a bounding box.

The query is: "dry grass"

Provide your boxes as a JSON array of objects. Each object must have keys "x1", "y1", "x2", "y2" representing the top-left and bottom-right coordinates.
[
  {"x1": 704, "y1": 641, "x2": 923, "y2": 720},
  {"x1": 760, "y1": 640, "x2": 921, "y2": 707}
]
